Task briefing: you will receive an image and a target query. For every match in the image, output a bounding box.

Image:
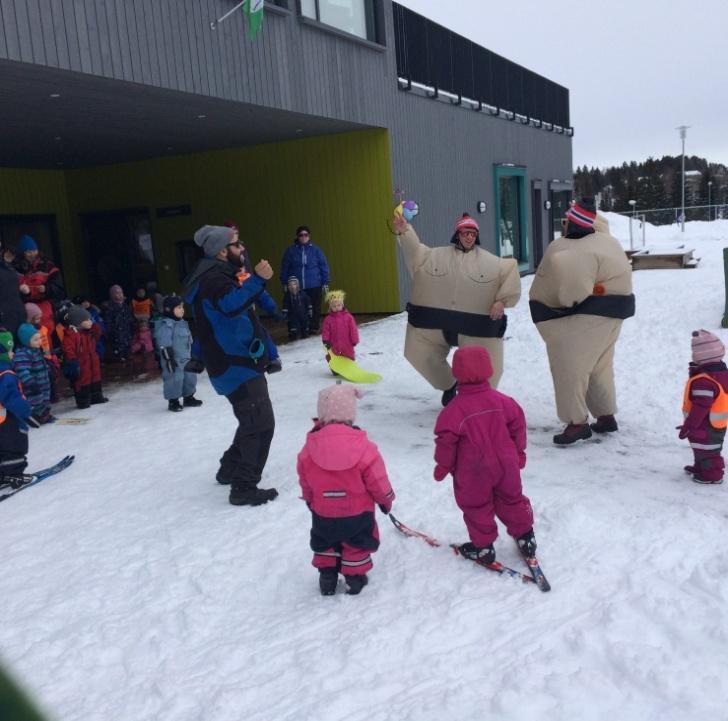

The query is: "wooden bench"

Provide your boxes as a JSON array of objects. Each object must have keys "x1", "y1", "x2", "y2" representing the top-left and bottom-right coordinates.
[{"x1": 628, "y1": 245, "x2": 699, "y2": 270}]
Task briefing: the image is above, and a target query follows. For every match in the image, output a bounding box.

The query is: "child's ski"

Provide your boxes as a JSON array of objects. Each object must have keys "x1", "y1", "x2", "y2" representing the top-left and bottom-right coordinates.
[
  {"x1": 0, "y1": 455, "x2": 75, "y2": 502},
  {"x1": 450, "y1": 544, "x2": 535, "y2": 585},
  {"x1": 388, "y1": 514, "x2": 537, "y2": 587},
  {"x1": 519, "y1": 551, "x2": 551, "y2": 592}
]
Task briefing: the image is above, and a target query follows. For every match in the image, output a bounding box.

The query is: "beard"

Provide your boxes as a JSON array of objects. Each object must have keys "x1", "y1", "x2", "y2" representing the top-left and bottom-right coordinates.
[{"x1": 227, "y1": 250, "x2": 245, "y2": 269}]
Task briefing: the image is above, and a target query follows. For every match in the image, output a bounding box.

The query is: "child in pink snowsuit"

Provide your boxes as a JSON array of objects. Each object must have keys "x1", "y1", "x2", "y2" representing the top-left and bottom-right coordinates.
[
  {"x1": 131, "y1": 319, "x2": 154, "y2": 354},
  {"x1": 321, "y1": 289, "x2": 359, "y2": 361},
  {"x1": 679, "y1": 329, "x2": 728, "y2": 484},
  {"x1": 297, "y1": 384, "x2": 395, "y2": 596},
  {"x1": 433, "y1": 346, "x2": 536, "y2": 563}
]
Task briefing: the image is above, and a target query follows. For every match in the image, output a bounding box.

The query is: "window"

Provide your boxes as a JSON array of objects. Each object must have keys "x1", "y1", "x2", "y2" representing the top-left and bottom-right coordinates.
[{"x1": 301, "y1": 0, "x2": 377, "y2": 42}]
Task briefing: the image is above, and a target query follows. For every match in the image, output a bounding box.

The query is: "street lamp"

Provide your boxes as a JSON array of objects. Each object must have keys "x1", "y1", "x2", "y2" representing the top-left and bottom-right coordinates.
[
  {"x1": 628, "y1": 199, "x2": 637, "y2": 249},
  {"x1": 677, "y1": 125, "x2": 690, "y2": 232},
  {"x1": 708, "y1": 180, "x2": 713, "y2": 221}
]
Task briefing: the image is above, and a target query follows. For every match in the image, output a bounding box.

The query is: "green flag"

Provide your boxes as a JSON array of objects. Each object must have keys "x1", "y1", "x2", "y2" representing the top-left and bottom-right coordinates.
[{"x1": 244, "y1": 0, "x2": 264, "y2": 39}]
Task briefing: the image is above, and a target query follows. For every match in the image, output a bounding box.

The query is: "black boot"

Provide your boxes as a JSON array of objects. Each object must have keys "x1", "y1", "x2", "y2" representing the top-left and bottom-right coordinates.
[
  {"x1": 229, "y1": 486, "x2": 279, "y2": 506},
  {"x1": 345, "y1": 574, "x2": 369, "y2": 595},
  {"x1": 516, "y1": 528, "x2": 537, "y2": 557},
  {"x1": 590, "y1": 414, "x2": 618, "y2": 433},
  {"x1": 319, "y1": 568, "x2": 338, "y2": 596},
  {"x1": 553, "y1": 423, "x2": 592, "y2": 445},
  {"x1": 168, "y1": 399, "x2": 183, "y2": 412},
  {"x1": 183, "y1": 395, "x2": 203, "y2": 407},
  {"x1": 458, "y1": 542, "x2": 495, "y2": 564},
  {"x1": 441, "y1": 383, "x2": 457, "y2": 407},
  {"x1": 266, "y1": 359, "x2": 283, "y2": 374}
]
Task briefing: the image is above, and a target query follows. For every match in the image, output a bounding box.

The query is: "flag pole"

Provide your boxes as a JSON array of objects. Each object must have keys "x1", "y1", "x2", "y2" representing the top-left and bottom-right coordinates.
[{"x1": 210, "y1": 0, "x2": 247, "y2": 30}]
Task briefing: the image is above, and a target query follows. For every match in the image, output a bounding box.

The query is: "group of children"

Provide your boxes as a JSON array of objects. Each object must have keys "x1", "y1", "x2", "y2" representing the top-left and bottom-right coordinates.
[{"x1": 296, "y1": 326, "x2": 728, "y2": 596}]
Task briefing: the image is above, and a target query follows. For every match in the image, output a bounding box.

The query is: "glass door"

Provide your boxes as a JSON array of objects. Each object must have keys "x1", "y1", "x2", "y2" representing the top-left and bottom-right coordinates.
[{"x1": 494, "y1": 165, "x2": 528, "y2": 267}]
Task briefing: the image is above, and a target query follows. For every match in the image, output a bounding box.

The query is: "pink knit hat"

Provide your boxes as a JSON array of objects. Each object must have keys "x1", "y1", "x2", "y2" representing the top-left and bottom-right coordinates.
[
  {"x1": 317, "y1": 384, "x2": 363, "y2": 424},
  {"x1": 692, "y1": 329, "x2": 725, "y2": 364},
  {"x1": 25, "y1": 302, "x2": 42, "y2": 322},
  {"x1": 454, "y1": 213, "x2": 479, "y2": 234},
  {"x1": 452, "y1": 346, "x2": 494, "y2": 384}
]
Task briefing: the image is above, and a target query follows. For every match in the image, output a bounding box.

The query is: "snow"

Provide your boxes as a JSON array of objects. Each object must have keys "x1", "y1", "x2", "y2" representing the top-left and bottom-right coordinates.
[{"x1": 3, "y1": 214, "x2": 728, "y2": 721}]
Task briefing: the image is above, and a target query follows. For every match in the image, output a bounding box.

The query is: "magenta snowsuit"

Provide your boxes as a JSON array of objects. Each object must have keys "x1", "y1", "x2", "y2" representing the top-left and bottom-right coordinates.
[
  {"x1": 298, "y1": 423, "x2": 395, "y2": 575},
  {"x1": 321, "y1": 309, "x2": 359, "y2": 360},
  {"x1": 434, "y1": 381, "x2": 533, "y2": 547}
]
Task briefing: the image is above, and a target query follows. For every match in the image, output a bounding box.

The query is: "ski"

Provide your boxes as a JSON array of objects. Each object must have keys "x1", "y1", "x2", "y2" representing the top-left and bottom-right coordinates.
[
  {"x1": 388, "y1": 514, "x2": 537, "y2": 587},
  {"x1": 0, "y1": 455, "x2": 75, "y2": 502},
  {"x1": 450, "y1": 544, "x2": 535, "y2": 585},
  {"x1": 388, "y1": 513, "x2": 441, "y2": 547},
  {"x1": 519, "y1": 552, "x2": 551, "y2": 592}
]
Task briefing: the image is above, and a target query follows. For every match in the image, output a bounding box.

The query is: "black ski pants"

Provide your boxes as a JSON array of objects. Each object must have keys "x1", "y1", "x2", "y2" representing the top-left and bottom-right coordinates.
[{"x1": 219, "y1": 375, "x2": 275, "y2": 491}]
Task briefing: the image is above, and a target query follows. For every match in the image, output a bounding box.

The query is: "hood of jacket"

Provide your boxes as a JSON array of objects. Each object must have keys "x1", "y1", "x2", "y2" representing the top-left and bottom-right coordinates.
[
  {"x1": 305, "y1": 424, "x2": 369, "y2": 471},
  {"x1": 184, "y1": 258, "x2": 234, "y2": 300}
]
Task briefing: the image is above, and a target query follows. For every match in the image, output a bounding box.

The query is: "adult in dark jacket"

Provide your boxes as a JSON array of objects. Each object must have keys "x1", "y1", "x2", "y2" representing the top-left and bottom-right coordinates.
[
  {"x1": 0, "y1": 240, "x2": 25, "y2": 338},
  {"x1": 279, "y1": 226, "x2": 329, "y2": 333},
  {"x1": 13, "y1": 235, "x2": 65, "y2": 335},
  {"x1": 184, "y1": 225, "x2": 278, "y2": 507}
]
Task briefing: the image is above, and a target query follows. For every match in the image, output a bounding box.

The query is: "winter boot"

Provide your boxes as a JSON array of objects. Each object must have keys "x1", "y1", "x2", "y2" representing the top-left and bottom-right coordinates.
[
  {"x1": 441, "y1": 383, "x2": 457, "y2": 407},
  {"x1": 692, "y1": 456, "x2": 725, "y2": 484},
  {"x1": 319, "y1": 568, "x2": 339, "y2": 596},
  {"x1": 590, "y1": 414, "x2": 618, "y2": 434},
  {"x1": 684, "y1": 464, "x2": 698, "y2": 475},
  {"x1": 553, "y1": 423, "x2": 592, "y2": 445},
  {"x1": 266, "y1": 359, "x2": 283, "y2": 374},
  {"x1": 345, "y1": 574, "x2": 369, "y2": 595},
  {"x1": 168, "y1": 399, "x2": 183, "y2": 412},
  {"x1": 90, "y1": 395, "x2": 109, "y2": 405},
  {"x1": 183, "y1": 395, "x2": 203, "y2": 407},
  {"x1": 229, "y1": 486, "x2": 279, "y2": 506},
  {"x1": 457, "y1": 542, "x2": 496, "y2": 564},
  {"x1": 516, "y1": 528, "x2": 537, "y2": 557}
]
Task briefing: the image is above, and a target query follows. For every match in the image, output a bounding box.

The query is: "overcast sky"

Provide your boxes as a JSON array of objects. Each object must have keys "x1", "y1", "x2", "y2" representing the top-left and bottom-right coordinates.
[{"x1": 396, "y1": 0, "x2": 727, "y2": 170}]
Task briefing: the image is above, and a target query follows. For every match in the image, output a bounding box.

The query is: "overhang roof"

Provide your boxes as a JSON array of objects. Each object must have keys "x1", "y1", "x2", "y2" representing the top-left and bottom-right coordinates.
[{"x1": 0, "y1": 59, "x2": 370, "y2": 169}]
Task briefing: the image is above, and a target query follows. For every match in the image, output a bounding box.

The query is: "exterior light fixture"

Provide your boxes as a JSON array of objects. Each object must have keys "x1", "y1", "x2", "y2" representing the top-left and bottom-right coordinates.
[
  {"x1": 49, "y1": 93, "x2": 60, "y2": 98},
  {"x1": 477, "y1": 201, "x2": 486, "y2": 213},
  {"x1": 197, "y1": 114, "x2": 207, "y2": 119},
  {"x1": 544, "y1": 200, "x2": 552, "y2": 210}
]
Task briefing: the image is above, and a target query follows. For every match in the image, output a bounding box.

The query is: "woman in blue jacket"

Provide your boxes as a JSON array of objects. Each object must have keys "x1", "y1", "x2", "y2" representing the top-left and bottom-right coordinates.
[{"x1": 279, "y1": 226, "x2": 329, "y2": 333}]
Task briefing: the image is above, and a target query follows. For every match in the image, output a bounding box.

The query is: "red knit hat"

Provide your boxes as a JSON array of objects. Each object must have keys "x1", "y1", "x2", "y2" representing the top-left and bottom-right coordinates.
[
  {"x1": 454, "y1": 213, "x2": 479, "y2": 234},
  {"x1": 692, "y1": 330, "x2": 725, "y2": 365},
  {"x1": 565, "y1": 198, "x2": 597, "y2": 229},
  {"x1": 452, "y1": 346, "x2": 493, "y2": 384}
]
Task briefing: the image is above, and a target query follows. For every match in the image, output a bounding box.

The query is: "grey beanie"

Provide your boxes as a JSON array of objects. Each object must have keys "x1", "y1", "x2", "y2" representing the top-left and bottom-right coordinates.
[
  {"x1": 194, "y1": 225, "x2": 234, "y2": 258},
  {"x1": 67, "y1": 305, "x2": 91, "y2": 327}
]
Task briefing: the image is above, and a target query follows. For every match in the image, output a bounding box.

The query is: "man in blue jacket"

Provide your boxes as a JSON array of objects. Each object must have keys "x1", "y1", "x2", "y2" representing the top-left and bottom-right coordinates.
[
  {"x1": 185, "y1": 225, "x2": 278, "y2": 506},
  {"x1": 279, "y1": 225, "x2": 330, "y2": 333}
]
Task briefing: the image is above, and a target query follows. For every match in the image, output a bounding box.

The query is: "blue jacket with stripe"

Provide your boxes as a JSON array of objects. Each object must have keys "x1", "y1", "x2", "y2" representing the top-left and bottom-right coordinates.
[{"x1": 184, "y1": 259, "x2": 270, "y2": 397}]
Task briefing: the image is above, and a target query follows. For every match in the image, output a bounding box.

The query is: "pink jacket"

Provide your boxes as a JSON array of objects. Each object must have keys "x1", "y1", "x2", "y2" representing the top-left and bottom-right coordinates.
[
  {"x1": 434, "y1": 382, "x2": 526, "y2": 482},
  {"x1": 322, "y1": 309, "x2": 359, "y2": 360},
  {"x1": 298, "y1": 424, "x2": 395, "y2": 518}
]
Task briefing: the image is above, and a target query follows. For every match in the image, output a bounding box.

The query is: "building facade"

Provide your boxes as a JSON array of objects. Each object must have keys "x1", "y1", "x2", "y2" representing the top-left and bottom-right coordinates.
[{"x1": 0, "y1": 0, "x2": 573, "y2": 311}]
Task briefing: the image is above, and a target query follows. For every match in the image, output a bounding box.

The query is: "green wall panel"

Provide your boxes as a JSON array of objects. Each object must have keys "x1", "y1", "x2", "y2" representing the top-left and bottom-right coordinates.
[
  {"x1": 0, "y1": 168, "x2": 78, "y2": 290},
  {"x1": 62, "y1": 129, "x2": 398, "y2": 312}
]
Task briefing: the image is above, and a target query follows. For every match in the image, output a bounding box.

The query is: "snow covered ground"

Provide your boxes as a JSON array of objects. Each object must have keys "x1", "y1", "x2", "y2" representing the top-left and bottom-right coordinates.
[{"x1": 3, "y1": 214, "x2": 728, "y2": 721}]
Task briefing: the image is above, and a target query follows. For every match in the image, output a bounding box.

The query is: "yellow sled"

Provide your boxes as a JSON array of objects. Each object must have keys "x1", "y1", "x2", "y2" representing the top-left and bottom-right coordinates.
[{"x1": 327, "y1": 350, "x2": 382, "y2": 384}]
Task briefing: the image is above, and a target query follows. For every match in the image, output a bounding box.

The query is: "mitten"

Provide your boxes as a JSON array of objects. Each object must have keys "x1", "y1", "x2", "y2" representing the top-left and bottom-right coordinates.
[
  {"x1": 184, "y1": 358, "x2": 205, "y2": 374},
  {"x1": 160, "y1": 347, "x2": 177, "y2": 374},
  {"x1": 323, "y1": 342, "x2": 331, "y2": 350},
  {"x1": 378, "y1": 503, "x2": 391, "y2": 515},
  {"x1": 433, "y1": 465, "x2": 448, "y2": 481},
  {"x1": 518, "y1": 451, "x2": 527, "y2": 469},
  {"x1": 677, "y1": 424, "x2": 689, "y2": 439},
  {"x1": 62, "y1": 360, "x2": 80, "y2": 382},
  {"x1": 26, "y1": 416, "x2": 41, "y2": 429}
]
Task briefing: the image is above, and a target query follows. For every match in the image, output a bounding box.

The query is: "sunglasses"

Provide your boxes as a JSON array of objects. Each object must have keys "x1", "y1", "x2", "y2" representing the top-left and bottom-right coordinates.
[
  {"x1": 227, "y1": 241, "x2": 244, "y2": 248},
  {"x1": 459, "y1": 230, "x2": 477, "y2": 238}
]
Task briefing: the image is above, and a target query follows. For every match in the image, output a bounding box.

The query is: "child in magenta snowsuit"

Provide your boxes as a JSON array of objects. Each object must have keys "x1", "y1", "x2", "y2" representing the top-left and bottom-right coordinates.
[
  {"x1": 679, "y1": 329, "x2": 728, "y2": 484},
  {"x1": 297, "y1": 384, "x2": 395, "y2": 596},
  {"x1": 321, "y1": 289, "x2": 359, "y2": 361},
  {"x1": 433, "y1": 346, "x2": 536, "y2": 563},
  {"x1": 131, "y1": 319, "x2": 154, "y2": 354}
]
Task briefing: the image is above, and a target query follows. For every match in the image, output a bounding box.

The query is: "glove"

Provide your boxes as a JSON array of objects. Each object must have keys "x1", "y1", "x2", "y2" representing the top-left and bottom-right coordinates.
[
  {"x1": 433, "y1": 464, "x2": 448, "y2": 482},
  {"x1": 378, "y1": 503, "x2": 391, "y2": 515},
  {"x1": 518, "y1": 451, "x2": 527, "y2": 469},
  {"x1": 26, "y1": 416, "x2": 41, "y2": 429},
  {"x1": 677, "y1": 424, "x2": 689, "y2": 439},
  {"x1": 184, "y1": 358, "x2": 205, "y2": 374},
  {"x1": 62, "y1": 360, "x2": 80, "y2": 382},
  {"x1": 160, "y1": 347, "x2": 177, "y2": 374},
  {"x1": 323, "y1": 342, "x2": 331, "y2": 350}
]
